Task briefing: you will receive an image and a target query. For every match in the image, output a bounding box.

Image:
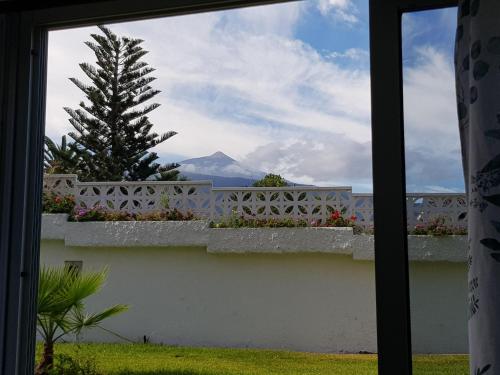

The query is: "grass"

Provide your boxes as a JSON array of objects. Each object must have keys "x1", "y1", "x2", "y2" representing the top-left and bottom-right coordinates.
[{"x1": 38, "y1": 343, "x2": 469, "y2": 375}]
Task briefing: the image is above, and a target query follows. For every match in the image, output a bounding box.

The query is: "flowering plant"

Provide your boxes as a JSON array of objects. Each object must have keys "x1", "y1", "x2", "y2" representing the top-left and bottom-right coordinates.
[
  {"x1": 42, "y1": 193, "x2": 75, "y2": 214},
  {"x1": 70, "y1": 206, "x2": 107, "y2": 222},
  {"x1": 322, "y1": 209, "x2": 357, "y2": 227},
  {"x1": 69, "y1": 206, "x2": 195, "y2": 222},
  {"x1": 410, "y1": 216, "x2": 467, "y2": 236},
  {"x1": 210, "y1": 210, "x2": 308, "y2": 228},
  {"x1": 308, "y1": 209, "x2": 357, "y2": 228},
  {"x1": 136, "y1": 208, "x2": 194, "y2": 221}
]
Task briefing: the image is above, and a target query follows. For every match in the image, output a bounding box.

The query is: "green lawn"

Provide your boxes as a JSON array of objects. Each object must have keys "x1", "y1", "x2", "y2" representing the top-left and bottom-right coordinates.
[{"x1": 39, "y1": 343, "x2": 469, "y2": 375}]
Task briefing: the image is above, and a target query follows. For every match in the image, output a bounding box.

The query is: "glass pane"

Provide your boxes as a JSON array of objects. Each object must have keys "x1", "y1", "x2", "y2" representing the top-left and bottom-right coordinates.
[
  {"x1": 40, "y1": 1, "x2": 379, "y2": 373},
  {"x1": 402, "y1": 7, "x2": 469, "y2": 375}
]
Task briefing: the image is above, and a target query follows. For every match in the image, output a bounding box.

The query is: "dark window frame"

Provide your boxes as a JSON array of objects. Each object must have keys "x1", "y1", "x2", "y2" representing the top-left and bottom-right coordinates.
[{"x1": 0, "y1": 0, "x2": 458, "y2": 374}]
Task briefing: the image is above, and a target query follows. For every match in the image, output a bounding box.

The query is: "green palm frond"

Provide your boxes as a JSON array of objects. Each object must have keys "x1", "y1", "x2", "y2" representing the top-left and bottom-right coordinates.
[
  {"x1": 69, "y1": 304, "x2": 129, "y2": 335},
  {"x1": 37, "y1": 265, "x2": 128, "y2": 344}
]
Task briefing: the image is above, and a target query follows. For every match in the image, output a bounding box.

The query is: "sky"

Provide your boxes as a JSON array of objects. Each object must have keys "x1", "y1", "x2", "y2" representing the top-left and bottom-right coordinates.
[{"x1": 45, "y1": 0, "x2": 463, "y2": 193}]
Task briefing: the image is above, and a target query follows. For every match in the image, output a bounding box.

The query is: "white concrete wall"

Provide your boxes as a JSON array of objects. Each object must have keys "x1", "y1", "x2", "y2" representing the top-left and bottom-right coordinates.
[
  {"x1": 39, "y1": 224, "x2": 468, "y2": 353},
  {"x1": 409, "y1": 261, "x2": 468, "y2": 353}
]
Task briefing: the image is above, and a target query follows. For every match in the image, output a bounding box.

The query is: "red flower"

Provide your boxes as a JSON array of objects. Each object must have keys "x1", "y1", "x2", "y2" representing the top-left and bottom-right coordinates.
[
  {"x1": 350, "y1": 215, "x2": 357, "y2": 221},
  {"x1": 331, "y1": 211, "x2": 340, "y2": 220}
]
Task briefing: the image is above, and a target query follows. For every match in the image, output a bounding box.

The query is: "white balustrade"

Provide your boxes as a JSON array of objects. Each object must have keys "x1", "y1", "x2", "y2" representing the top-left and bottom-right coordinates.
[
  {"x1": 43, "y1": 175, "x2": 468, "y2": 228},
  {"x1": 43, "y1": 174, "x2": 78, "y2": 197},
  {"x1": 351, "y1": 194, "x2": 374, "y2": 228},
  {"x1": 212, "y1": 187, "x2": 352, "y2": 222},
  {"x1": 352, "y1": 193, "x2": 468, "y2": 229},
  {"x1": 75, "y1": 181, "x2": 212, "y2": 216},
  {"x1": 406, "y1": 193, "x2": 467, "y2": 229}
]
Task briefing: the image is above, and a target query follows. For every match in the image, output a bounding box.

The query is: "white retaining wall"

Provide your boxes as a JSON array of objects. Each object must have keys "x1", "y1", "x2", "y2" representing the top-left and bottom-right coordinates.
[{"x1": 40, "y1": 215, "x2": 468, "y2": 354}]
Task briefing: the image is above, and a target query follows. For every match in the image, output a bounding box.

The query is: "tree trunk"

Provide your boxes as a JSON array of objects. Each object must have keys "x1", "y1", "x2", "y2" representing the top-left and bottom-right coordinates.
[{"x1": 35, "y1": 341, "x2": 54, "y2": 375}]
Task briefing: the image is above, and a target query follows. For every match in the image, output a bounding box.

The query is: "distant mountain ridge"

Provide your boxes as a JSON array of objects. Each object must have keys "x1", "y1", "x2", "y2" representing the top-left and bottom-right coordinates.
[
  {"x1": 177, "y1": 151, "x2": 266, "y2": 187},
  {"x1": 176, "y1": 151, "x2": 305, "y2": 187}
]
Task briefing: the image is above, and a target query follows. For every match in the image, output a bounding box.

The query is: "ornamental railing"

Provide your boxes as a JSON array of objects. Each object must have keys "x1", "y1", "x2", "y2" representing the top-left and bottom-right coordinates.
[
  {"x1": 212, "y1": 186, "x2": 352, "y2": 222},
  {"x1": 43, "y1": 174, "x2": 467, "y2": 229},
  {"x1": 351, "y1": 193, "x2": 468, "y2": 229}
]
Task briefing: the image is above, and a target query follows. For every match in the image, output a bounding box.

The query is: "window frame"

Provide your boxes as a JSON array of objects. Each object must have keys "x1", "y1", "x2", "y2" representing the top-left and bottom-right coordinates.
[{"x1": 0, "y1": 0, "x2": 458, "y2": 374}]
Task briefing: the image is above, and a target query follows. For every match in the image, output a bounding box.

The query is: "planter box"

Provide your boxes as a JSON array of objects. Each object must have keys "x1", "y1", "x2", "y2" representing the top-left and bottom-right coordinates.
[
  {"x1": 352, "y1": 235, "x2": 467, "y2": 262},
  {"x1": 407, "y1": 235, "x2": 468, "y2": 262},
  {"x1": 41, "y1": 213, "x2": 467, "y2": 261},
  {"x1": 207, "y1": 227, "x2": 354, "y2": 254},
  {"x1": 41, "y1": 214, "x2": 69, "y2": 240},
  {"x1": 64, "y1": 220, "x2": 209, "y2": 247}
]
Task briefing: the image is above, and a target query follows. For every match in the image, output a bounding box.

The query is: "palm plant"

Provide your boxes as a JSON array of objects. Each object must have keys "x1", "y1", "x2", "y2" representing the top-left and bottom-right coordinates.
[
  {"x1": 44, "y1": 135, "x2": 80, "y2": 174},
  {"x1": 36, "y1": 265, "x2": 128, "y2": 375}
]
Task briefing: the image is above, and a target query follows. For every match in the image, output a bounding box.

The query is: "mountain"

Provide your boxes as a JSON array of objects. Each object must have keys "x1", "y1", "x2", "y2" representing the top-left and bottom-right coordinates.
[{"x1": 177, "y1": 151, "x2": 266, "y2": 187}]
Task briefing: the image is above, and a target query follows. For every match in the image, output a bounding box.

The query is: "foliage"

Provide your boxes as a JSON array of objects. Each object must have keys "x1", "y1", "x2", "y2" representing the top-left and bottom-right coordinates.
[
  {"x1": 69, "y1": 206, "x2": 195, "y2": 222},
  {"x1": 43, "y1": 193, "x2": 75, "y2": 214},
  {"x1": 136, "y1": 208, "x2": 195, "y2": 221},
  {"x1": 252, "y1": 173, "x2": 289, "y2": 187},
  {"x1": 410, "y1": 216, "x2": 467, "y2": 236},
  {"x1": 160, "y1": 193, "x2": 170, "y2": 209},
  {"x1": 38, "y1": 343, "x2": 469, "y2": 375},
  {"x1": 36, "y1": 266, "x2": 128, "y2": 375},
  {"x1": 211, "y1": 208, "x2": 358, "y2": 229},
  {"x1": 63, "y1": 25, "x2": 180, "y2": 182},
  {"x1": 311, "y1": 209, "x2": 357, "y2": 228},
  {"x1": 48, "y1": 352, "x2": 100, "y2": 375},
  {"x1": 44, "y1": 136, "x2": 81, "y2": 175},
  {"x1": 70, "y1": 207, "x2": 108, "y2": 222},
  {"x1": 210, "y1": 213, "x2": 308, "y2": 228}
]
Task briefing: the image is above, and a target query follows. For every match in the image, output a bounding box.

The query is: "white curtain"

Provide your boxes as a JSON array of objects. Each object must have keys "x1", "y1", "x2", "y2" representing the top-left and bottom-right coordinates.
[{"x1": 455, "y1": 0, "x2": 500, "y2": 373}]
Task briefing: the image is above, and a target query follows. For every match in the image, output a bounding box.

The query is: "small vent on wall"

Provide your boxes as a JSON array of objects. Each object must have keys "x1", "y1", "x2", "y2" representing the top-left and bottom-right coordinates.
[{"x1": 64, "y1": 260, "x2": 82, "y2": 275}]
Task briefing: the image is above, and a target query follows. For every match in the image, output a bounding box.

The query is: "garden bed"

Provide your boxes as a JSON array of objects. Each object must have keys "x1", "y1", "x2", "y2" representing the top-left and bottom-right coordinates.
[{"x1": 40, "y1": 214, "x2": 468, "y2": 261}]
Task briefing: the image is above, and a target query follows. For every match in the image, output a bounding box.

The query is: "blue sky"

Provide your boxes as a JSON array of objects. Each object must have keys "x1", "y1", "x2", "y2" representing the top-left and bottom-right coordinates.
[{"x1": 45, "y1": 0, "x2": 463, "y2": 192}]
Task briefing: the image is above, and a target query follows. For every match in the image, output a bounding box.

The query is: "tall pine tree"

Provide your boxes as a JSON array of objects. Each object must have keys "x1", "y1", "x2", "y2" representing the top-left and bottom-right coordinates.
[{"x1": 64, "y1": 25, "x2": 180, "y2": 181}]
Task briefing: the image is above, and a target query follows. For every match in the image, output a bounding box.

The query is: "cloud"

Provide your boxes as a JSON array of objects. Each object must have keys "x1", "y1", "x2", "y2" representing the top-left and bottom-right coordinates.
[
  {"x1": 403, "y1": 46, "x2": 463, "y2": 192},
  {"x1": 242, "y1": 135, "x2": 372, "y2": 190},
  {"x1": 316, "y1": 0, "x2": 359, "y2": 24},
  {"x1": 329, "y1": 48, "x2": 368, "y2": 60},
  {"x1": 225, "y1": 2, "x2": 302, "y2": 36},
  {"x1": 45, "y1": 2, "x2": 462, "y2": 192},
  {"x1": 46, "y1": 4, "x2": 371, "y2": 160}
]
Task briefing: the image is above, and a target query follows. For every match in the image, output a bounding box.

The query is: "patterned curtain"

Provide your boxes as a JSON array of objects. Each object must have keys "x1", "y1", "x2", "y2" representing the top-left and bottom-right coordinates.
[{"x1": 455, "y1": 0, "x2": 500, "y2": 373}]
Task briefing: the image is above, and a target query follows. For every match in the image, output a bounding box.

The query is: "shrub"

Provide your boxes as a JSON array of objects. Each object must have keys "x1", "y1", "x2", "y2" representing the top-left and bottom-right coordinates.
[
  {"x1": 36, "y1": 266, "x2": 127, "y2": 375},
  {"x1": 322, "y1": 209, "x2": 357, "y2": 228},
  {"x1": 210, "y1": 208, "x2": 360, "y2": 229},
  {"x1": 410, "y1": 217, "x2": 467, "y2": 235},
  {"x1": 252, "y1": 174, "x2": 288, "y2": 187},
  {"x1": 69, "y1": 207, "x2": 195, "y2": 222},
  {"x1": 99, "y1": 211, "x2": 136, "y2": 221},
  {"x1": 43, "y1": 193, "x2": 75, "y2": 214},
  {"x1": 48, "y1": 352, "x2": 100, "y2": 375},
  {"x1": 70, "y1": 207, "x2": 107, "y2": 222},
  {"x1": 136, "y1": 208, "x2": 195, "y2": 221},
  {"x1": 211, "y1": 210, "x2": 309, "y2": 228}
]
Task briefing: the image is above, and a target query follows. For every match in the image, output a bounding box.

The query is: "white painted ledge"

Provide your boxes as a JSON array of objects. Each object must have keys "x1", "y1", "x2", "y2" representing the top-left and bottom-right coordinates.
[
  {"x1": 207, "y1": 227, "x2": 354, "y2": 254},
  {"x1": 40, "y1": 214, "x2": 468, "y2": 261},
  {"x1": 352, "y1": 235, "x2": 467, "y2": 262},
  {"x1": 65, "y1": 220, "x2": 209, "y2": 247},
  {"x1": 41, "y1": 214, "x2": 69, "y2": 240}
]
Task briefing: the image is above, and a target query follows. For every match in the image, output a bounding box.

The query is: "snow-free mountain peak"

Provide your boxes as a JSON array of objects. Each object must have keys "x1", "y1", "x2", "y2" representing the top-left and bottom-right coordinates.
[
  {"x1": 209, "y1": 151, "x2": 235, "y2": 161},
  {"x1": 177, "y1": 151, "x2": 265, "y2": 186}
]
